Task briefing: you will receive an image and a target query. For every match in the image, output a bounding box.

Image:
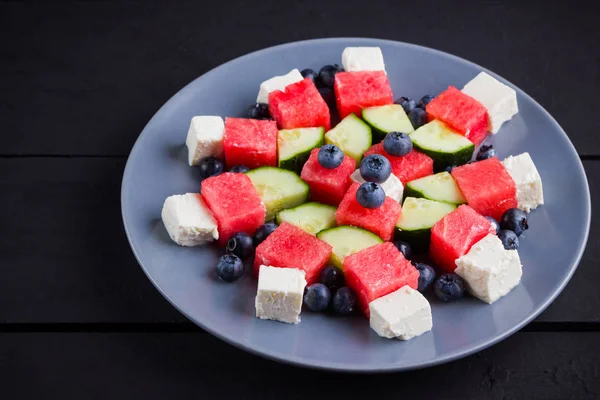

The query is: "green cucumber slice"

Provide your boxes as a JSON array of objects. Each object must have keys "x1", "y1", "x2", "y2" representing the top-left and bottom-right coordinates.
[
  {"x1": 277, "y1": 127, "x2": 324, "y2": 174},
  {"x1": 362, "y1": 104, "x2": 414, "y2": 143},
  {"x1": 409, "y1": 120, "x2": 474, "y2": 171},
  {"x1": 324, "y1": 113, "x2": 372, "y2": 166},
  {"x1": 317, "y1": 225, "x2": 383, "y2": 268},
  {"x1": 275, "y1": 202, "x2": 336, "y2": 235},
  {"x1": 404, "y1": 171, "x2": 467, "y2": 205},
  {"x1": 245, "y1": 167, "x2": 309, "y2": 221}
]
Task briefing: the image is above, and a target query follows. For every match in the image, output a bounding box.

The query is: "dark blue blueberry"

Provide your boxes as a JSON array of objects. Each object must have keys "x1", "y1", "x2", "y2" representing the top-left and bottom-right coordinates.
[
  {"x1": 408, "y1": 107, "x2": 427, "y2": 129},
  {"x1": 433, "y1": 274, "x2": 465, "y2": 302},
  {"x1": 476, "y1": 144, "x2": 496, "y2": 161},
  {"x1": 247, "y1": 103, "x2": 271, "y2": 120},
  {"x1": 485, "y1": 216, "x2": 500, "y2": 235},
  {"x1": 498, "y1": 229, "x2": 519, "y2": 250},
  {"x1": 318, "y1": 86, "x2": 336, "y2": 109},
  {"x1": 318, "y1": 144, "x2": 344, "y2": 169},
  {"x1": 253, "y1": 222, "x2": 278, "y2": 247},
  {"x1": 443, "y1": 165, "x2": 456, "y2": 173},
  {"x1": 216, "y1": 254, "x2": 244, "y2": 282},
  {"x1": 394, "y1": 96, "x2": 417, "y2": 114},
  {"x1": 332, "y1": 287, "x2": 357, "y2": 315},
  {"x1": 418, "y1": 95, "x2": 435, "y2": 109},
  {"x1": 226, "y1": 232, "x2": 254, "y2": 260},
  {"x1": 301, "y1": 68, "x2": 318, "y2": 83},
  {"x1": 319, "y1": 266, "x2": 345, "y2": 292},
  {"x1": 317, "y1": 64, "x2": 343, "y2": 88},
  {"x1": 500, "y1": 208, "x2": 529, "y2": 236},
  {"x1": 229, "y1": 164, "x2": 250, "y2": 173},
  {"x1": 415, "y1": 262, "x2": 436, "y2": 292},
  {"x1": 198, "y1": 157, "x2": 225, "y2": 180},
  {"x1": 359, "y1": 154, "x2": 392, "y2": 183},
  {"x1": 383, "y1": 131, "x2": 413, "y2": 157},
  {"x1": 356, "y1": 182, "x2": 386, "y2": 208},
  {"x1": 303, "y1": 283, "x2": 331, "y2": 312},
  {"x1": 393, "y1": 240, "x2": 413, "y2": 260}
]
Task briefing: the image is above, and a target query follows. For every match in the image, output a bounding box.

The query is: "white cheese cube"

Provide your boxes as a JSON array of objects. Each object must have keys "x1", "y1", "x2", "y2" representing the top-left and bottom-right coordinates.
[
  {"x1": 341, "y1": 47, "x2": 386, "y2": 73},
  {"x1": 350, "y1": 169, "x2": 404, "y2": 203},
  {"x1": 185, "y1": 116, "x2": 225, "y2": 166},
  {"x1": 161, "y1": 193, "x2": 219, "y2": 246},
  {"x1": 256, "y1": 69, "x2": 303, "y2": 104},
  {"x1": 502, "y1": 152, "x2": 544, "y2": 212},
  {"x1": 255, "y1": 265, "x2": 306, "y2": 324},
  {"x1": 455, "y1": 234, "x2": 522, "y2": 304},
  {"x1": 369, "y1": 286, "x2": 432, "y2": 340},
  {"x1": 461, "y1": 71, "x2": 518, "y2": 134}
]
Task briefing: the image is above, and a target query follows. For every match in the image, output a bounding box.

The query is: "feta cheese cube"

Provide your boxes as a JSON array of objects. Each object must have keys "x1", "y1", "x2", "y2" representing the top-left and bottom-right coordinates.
[
  {"x1": 256, "y1": 69, "x2": 304, "y2": 104},
  {"x1": 185, "y1": 116, "x2": 225, "y2": 166},
  {"x1": 350, "y1": 169, "x2": 403, "y2": 202},
  {"x1": 502, "y1": 152, "x2": 544, "y2": 212},
  {"x1": 461, "y1": 71, "x2": 518, "y2": 134},
  {"x1": 341, "y1": 47, "x2": 386, "y2": 73},
  {"x1": 369, "y1": 285, "x2": 432, "y2": 340},
  {"x1": 455, "y1": 234, "x2": 522, "y2": 304},
  {"x1": 161, "y1": 193, "x2": 219, "y2": 246},
  {"x1": 255, "y1": 265, "x2": 307, "y2": 324}
]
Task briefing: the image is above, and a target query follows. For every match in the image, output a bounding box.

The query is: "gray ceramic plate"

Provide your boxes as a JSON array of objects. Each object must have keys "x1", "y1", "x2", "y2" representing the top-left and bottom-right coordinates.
[{"x1": 121, "y1": 38, "x2": 590, "y2": 372}]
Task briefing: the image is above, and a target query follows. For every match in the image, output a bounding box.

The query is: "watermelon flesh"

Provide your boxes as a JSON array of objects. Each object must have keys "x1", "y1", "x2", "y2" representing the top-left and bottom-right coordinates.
[
  {"x1": 223, "y1": 118, "x2": 278, "y2": 169},
  {"x1": 429, "y1": 204, "x2": 496, "y2": 272},
  {"x1": 300, "y1": 148, "x2": 355, "y2": 205},
  {"x1": 253, "y1": 222, "x2": 332, "y2": 284},
  {"x1": 344, "y1": 242, "x2": 419, "y2": 316},
  {"x1": 269, "y1": 78, "x2": 331, "y2": 131},
  {"x1": 201, "y1": 172, "x2": 266, "y2": 245},
  {"x1": 451, "y1": 157, "x2": 518, "y2": 221},
  {"x1": 335, "y1": 183, "x2": 401, "y2": 241},
  {"x1": 334, "y1": 71, "x2": 394, "y2": 119},
  {"x1": 363, "y1": 143, "x2": 434, "y2": 183}
]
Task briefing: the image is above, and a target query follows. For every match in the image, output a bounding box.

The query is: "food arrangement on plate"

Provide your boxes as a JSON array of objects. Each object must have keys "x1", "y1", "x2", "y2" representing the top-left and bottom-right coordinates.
[{"x1": 160, "y1": 46, "x2": 544, "y2": 341}]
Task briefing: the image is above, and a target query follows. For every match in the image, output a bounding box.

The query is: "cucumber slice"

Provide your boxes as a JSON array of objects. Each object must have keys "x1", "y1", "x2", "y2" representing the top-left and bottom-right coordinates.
[
  {"x1": 395, "y1": 197, "x2": 457, "y2": 253},
  {"x1": 409, "y1": 120, "x2": 474, "y2": 171},
  {"x1": 277, "y1": 127, "x2": 324, "y2": 174},
  {"x1": 275, "y1": 202, "x2": 336, "y2": 235},
  {"x1": 362, "y1": 104, "x2": 414, "y2": 143},
  {"x1": 324, "y1": 113, "x2": 372, "y2": 166},
  {"x1": 245, "y1": 167, "x2": 309, "y2": 221},
  {"x1": 317, "y1": 225, "x2": 383, "y2": 268},
  {"x1": 404, "y1": 171, "x2": 467, "y2": 205}
]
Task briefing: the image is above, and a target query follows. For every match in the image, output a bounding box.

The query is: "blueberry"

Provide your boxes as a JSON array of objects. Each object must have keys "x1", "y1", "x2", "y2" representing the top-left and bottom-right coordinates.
[
  {"x1": 408, "y1": 107, "x2": 427, "y2": 129},
  {"x1": 229, "y1": 164, "x2": 250, "y2": 173},
  {"x1": 332, "y1": 287, "x2": 357, "y2": 315},
  {"x1": 356, "y1": 182, "x2": 386, "y2": 208},
  {"x1": 476, "y1": 144, "x2": 496, "y2": 161},
  {"x1": 418, "y1": 95, "x2": 435, "y2": 109},
  {"x1": 247, "y1": 103, "x2": 271, "y2": 120},
  {"x1": 319, "y1": 266, "x2": 345, "y2": 292},
  {"x1": 303, "y1": 283, "x2": 331, "y2": 312},
  {"x1": 485, "y1": 216, "x2": 500, "y2": 235},
  {"x1": 253, "y1": 222, "x2": 278, "y2": 246},
  {"x1": 216, "y1": 254, "x2": 244, "y2": 282},
  {"x1": 414, "y1": 263, "x2": 436, "y2": 292},
  {"x1": 301, "y1": 68, "x2": 318, "y2": 83},
  {"x1": 359, "y1": 154, "x2": 392, "y2": 183},
  {"x1": 318, "y1": 86, "x2": 336, "y2": 109},
  {"x1": 198, "y1": 157, "x2": 225, "y2": 180},
  {"x1": 318, "y1": 144, "x2": 344, "y2": 169},
  {"x1": 433, "y1": 274, "x2": 465, "y2": 302},
  {"x1": 317, "y1": 64, "x2": 343, "y2": 88},
  {"x1": 394, "y1": 96, "x2": 417, "y2": 114},
  {"x1": 500, "y1": 208, "x2": 529, "y2": 236},
  {"x1": 383, "y1": 131, "x2": 413, "y2": 157},
  {"x1": 498, "y1": 229, "x2": 519, "y2": 250},
  {"x1": 393, "y1": 240, "x2": 413, "y2": 260},
  {"x1": 226, "y1": 232, "x2": 254, "y2": 260},
  {"x1": 443, "y1": 165, "x2": 456, "y2": 173}
]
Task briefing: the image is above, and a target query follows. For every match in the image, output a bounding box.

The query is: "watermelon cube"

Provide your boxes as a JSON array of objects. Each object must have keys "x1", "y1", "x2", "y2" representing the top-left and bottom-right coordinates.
[
  {"x1": 300, "y1": 148, "x2": 355, "y2": 205},
  {"x1": 268, "y1": 78, "x2": 331, "y2": 131},
  {"x1": 201, "y1": 172, "x2": 266, "y2": 245},
  {"x1": 451, "y1": 157, "x2": 518, "y2": 221},
  {"x1": 335, "y1": 183, "x2": 401, "y2": 241},
  {"x1": 223, "y1": 118, "x2": 278, "y2": 169},
  {"x1": 430, "y1": 204, "x2": 496, "y2": 272},
  {"x1": 334, "y1": 71, "x2": 394, "y2": 119},
  {"x1": 253, "y1": 222, "x2": 332, "y2": 284},
  {"x1": 363, "y1": 143, "x2": 434, "y2": 183},
  {"x1": 426, "y1": 86, "x2": 490, "y2": 146},
  {"x1": 344, "y1": 242, "x2": 419, "y2": 316}
]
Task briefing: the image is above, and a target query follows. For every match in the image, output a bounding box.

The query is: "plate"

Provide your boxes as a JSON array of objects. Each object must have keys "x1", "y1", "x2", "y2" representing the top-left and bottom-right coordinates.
[{"x1": 121, "y1": 38, "x2": 590, "y2": 372}]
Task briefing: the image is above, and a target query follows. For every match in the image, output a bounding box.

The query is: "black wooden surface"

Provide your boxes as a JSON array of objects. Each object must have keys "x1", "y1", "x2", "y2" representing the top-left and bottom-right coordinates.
[{"x1": 1, "y1": 0, "x2": 599, "y2": 397}]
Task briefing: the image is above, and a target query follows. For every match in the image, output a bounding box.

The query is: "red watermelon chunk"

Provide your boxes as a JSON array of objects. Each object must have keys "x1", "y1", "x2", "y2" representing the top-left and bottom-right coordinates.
[
  {"x1": 344, "y1": 242, "x2": 419, "y2": 316},
  {"x1": 335, "y1": 183, "x2": 401, "y2": 241},
  {"x1": 253, "y1": 222, "x2": 332, "y2": 284},
  {"x1": 363, "y1": 143, "x2": 434, "y2": 183},
  {"x1": 223, "y1": 118, "x2": 278, "y2": 169},
  {"x1": 201, "y1": 172, "x2": 266, "y2": 245},
  {"x1": 426, "y1": 86, "x2": 490, "y2": 146},
  {"x1": 430, "y1": 204, "x2": 496, "y2": 272},
  {"x1": 451, "y1": 157, "x2": 518, "y2": 221},
  {"x1": 334, "y1": 71, "x2": 393, "y2": 119},
  {"x1": 300, "y1": 148, "x2": 355, "y2": 205},
  {"x1": 269, "y1": 78, "x2": 331, "y2": 130}
]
